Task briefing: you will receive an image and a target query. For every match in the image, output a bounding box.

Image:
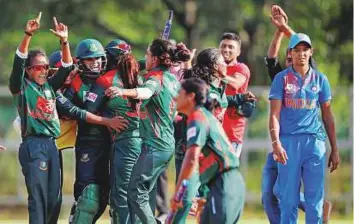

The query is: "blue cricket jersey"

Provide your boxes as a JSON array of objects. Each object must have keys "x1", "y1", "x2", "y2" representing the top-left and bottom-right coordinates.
[{"x1": 269, "y1": 66, "x2": 331, "y2": 139}]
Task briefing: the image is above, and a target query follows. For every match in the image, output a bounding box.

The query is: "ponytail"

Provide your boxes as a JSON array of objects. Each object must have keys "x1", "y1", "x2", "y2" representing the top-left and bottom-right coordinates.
[{"x1": 117, "y1": 54, "x2": 140, "y2": 111}]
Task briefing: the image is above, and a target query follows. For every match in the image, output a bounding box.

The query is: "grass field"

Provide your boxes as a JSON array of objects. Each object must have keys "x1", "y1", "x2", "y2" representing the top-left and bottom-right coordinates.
[
  {"x1": 0, "y1": 219, "x2": 352, "y2": 224},
  {"x1": 0, "y1": 207, "x2": 352, "y2": 224}
]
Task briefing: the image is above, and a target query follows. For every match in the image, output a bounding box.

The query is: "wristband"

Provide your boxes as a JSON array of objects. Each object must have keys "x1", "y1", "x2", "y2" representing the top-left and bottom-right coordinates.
[
  {"x1": 60, "y1": 40, "x2": 68, "y2": 46},
  {"x1": 25, "y1": 31, "x2": 33, "y2": 36}
]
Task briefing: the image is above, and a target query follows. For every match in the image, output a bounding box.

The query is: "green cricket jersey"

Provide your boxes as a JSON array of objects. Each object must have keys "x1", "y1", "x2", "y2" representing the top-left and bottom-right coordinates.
[
  {"x1": 85, "y1": 69, "x2": 140, "y2": 141},
  {"x1": 186, "y1": 107, "x2": 239, "y2": 185},
  {"x1": 140, "y1": 66, "x2": 180, "y2": 150},
  {"x1": 9, "y1": 52, "x2": 73, "y2": 138},
  {"x1": 208, "y1": 81, "x2": 228, "y2": 122},
  {"x1": 174, "y1": 81, "x2": 228, "y2": 157},
  {"x1": 63, "y1": 72, "x2": 110, "y2": 143}
]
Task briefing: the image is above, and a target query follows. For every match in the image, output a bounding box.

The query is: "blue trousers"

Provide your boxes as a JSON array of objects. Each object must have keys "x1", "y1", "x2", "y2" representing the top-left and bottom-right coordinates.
[
  {"x1": 261, "y1": 153, "x2": 306, "y2": 224},
  {"x1": 74, "y1": 141, "x2": 110, "y2": 222},
  {"x1": 19, "y1": 136, "x2": 62, "y2": 224},
  {"x1": 274, "y1": 134, "x2": 326, "y2": 224}
]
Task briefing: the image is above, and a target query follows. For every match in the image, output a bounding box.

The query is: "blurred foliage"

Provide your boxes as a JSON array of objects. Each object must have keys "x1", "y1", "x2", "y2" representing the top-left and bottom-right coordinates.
[
  {"x1": 0, "y1": 0, "x2": 352, "y2": 217},
  {"x1": 0, "y1": 0, "x2": 352, "y2": 85}
]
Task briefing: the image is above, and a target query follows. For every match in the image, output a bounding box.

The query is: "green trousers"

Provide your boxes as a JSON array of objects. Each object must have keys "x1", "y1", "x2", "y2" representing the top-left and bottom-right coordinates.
[
  {"x1": 110, "y1": 137, "x2": 142, "y2": 224},
  {"x1": 128, "y1": 143, "x2": 174, "y2": 224},
  {"x1": 200, "y1": 168, "x2": 245, "y2": 224},
  {"x1": 173, "y1": 157, "x2": 200, "y2": 224}
]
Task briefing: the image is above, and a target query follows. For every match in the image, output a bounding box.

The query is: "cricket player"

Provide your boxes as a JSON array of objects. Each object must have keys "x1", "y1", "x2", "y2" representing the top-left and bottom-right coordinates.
[
  {"x1": 62, "y1": 39, "x2": 112, "y2": 223},
  {"x1": 171, "y1": 77, "x2": 245, "y2": 224},
  {"x1": 105, "y1": 39, "x2": 191, "y2": 223},
  {"x1": 269, "y1": 33, "x2": 340, "y2": 224},
  {"x1": 263, "y1": 5, "x2": 332, "y2": 224},
  {"x1": 84, "y1": 39, "x2": 142, "y2": 224},
  {"x1": 9, "y1": 13, "x2": 73, "y2": 223},
  {"x1": 173, "y1": 47, "x2": 255, "y2": 223}
]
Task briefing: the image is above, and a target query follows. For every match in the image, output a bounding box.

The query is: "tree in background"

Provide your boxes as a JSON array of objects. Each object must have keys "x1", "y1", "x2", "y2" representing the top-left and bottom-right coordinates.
[{"x1": 0, "y1": 0, "x2": 352, "y2": 86}]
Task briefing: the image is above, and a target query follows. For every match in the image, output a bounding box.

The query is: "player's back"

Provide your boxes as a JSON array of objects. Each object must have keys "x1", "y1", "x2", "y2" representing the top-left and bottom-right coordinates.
[{"x1": 188, "y1": 107, "x2": 240, "y2": 184}]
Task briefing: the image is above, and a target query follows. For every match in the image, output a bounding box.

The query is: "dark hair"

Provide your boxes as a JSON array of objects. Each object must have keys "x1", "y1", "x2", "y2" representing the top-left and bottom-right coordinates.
[
  {"x1": 26, "y1": 49, "x2": 47, "y2": 67},
  {"x1": 203, "y1": 98, "x2": 220, "y2": 114},
  {"x1": 106, "y1": 53, "x2": 117, "y2": 71},
  {"x1": 149, "y1": 39, "x2": 190, "y2": 67},
  {"x1": 117, "y1": 53, "x2": 140, "y2": 111},
  {"x1": 181, "y1": 78, "x2": 208, "y2": 106},
  {"x1": 183, "y1": 48, "x2": 221, "y2": 85},
  {"x1": 286, "y1": 48, "x2": 317, "y2": 69},
  {"x1": 220, "y1": 32, "x2": 241, "y2": 46}
]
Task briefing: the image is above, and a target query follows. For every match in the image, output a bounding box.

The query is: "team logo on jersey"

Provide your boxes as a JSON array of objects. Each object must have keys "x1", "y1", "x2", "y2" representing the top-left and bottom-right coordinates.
[
  {"x1": 187, "y1": 126, "x2": 197, "y2": 141},
  {"x1": 37, "y1": 97, "x2": 55, "y2": 114},
  {"x1": 285, "y1": 83, "x2": 297, "y2": 94},
  {"x1": 311, "y1": 85, "x2": 318, "y2": 92},
  {"x1": 39, "y1": 161, "x2": 48, "y2": 171},
  {"x1": 86, "y1": 92, "x2": 98, "y2": 102},
  {"x1": 28, "y1": 97, "x2": 57, "y2": 121},
  {"x1": 80, "y1": 154, "x2": 90, "y2": 162}
]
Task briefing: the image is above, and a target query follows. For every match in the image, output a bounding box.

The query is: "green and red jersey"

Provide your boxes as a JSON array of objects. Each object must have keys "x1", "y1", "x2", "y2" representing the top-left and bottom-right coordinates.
[
  {"x1": 9, "y1": 52, "x2": 73, "y2": 138},
  {"x1": 63, "y1": 72, "x2": 110, "y2": 143},
  {"x1": 174, "y1": 80, "x2": 227, "y2": 157},
  {"x1": 186, "y1": 107, "x2": 239, "y2": 185},
  {"x1": 208, "y1": 82, "x2": 228, "y2": 122},
  {"x1": 140, "y1": 66, "x2": 180, "y2": 151},
  {"x1": 84, "y1": 69, "x2": 141, "y2": 141}
]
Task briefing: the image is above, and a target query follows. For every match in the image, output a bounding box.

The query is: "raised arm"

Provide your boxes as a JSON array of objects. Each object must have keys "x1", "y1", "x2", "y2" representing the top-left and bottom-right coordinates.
[
  {"x1": 9, "y1": 12, "x2": 41, "y2": 94},
  {"x1": 48, "y1": 17, "x2": 74, "y2": 91},
  {"x1": 265, "y1": 29, "x2": 284, "y2": 81},
  {"x1": 271, "y1": 5, "x2": 295, "y2": 38}
]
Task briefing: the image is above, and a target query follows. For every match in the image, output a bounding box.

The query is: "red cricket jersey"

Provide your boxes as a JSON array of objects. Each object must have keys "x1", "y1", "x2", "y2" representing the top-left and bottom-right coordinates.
[{"x1": 222, "y1": 61, "x2": 251, "y2": 143}]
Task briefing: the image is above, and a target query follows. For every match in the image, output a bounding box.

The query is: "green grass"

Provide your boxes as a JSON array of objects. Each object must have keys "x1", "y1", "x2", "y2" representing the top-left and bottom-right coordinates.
[
  {"x1": 0, "y1": 219, "x2": 352, "y2": 224},
  {"x1": 0, "y1": 206, "x2": 352, "y2": 223}
]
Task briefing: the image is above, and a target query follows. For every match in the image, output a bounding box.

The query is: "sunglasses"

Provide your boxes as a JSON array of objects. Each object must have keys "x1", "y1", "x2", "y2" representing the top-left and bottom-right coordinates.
[{"x1": 27, "y1": 64, "x2": 49, "y2": 71}]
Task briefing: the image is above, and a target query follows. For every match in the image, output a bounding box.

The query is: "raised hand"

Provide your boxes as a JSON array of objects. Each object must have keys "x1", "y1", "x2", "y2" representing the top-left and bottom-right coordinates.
[
  {"x1": 271, "y1": 5, "x2": 288, "y2": 23},
  {"x1": 271, "y1": 15, "x2": 287, "y2": 31},
  {"x1": 25, "y1": 12, "x2": 42, "y2": 34},
  {"x1": 50, "y1": 17, "x2": 68, "y2": 42}
]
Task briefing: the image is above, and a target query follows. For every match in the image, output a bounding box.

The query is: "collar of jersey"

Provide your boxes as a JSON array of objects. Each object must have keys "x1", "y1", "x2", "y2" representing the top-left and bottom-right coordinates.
[{"x1": 289, "y1": 66, "x2": 313, "y2": 80}]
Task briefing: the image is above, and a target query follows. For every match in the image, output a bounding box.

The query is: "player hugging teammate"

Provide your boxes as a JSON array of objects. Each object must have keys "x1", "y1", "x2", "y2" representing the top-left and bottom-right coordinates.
[{"x1": 8, "y1": 7, "x2": 340, "y2": 224}]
